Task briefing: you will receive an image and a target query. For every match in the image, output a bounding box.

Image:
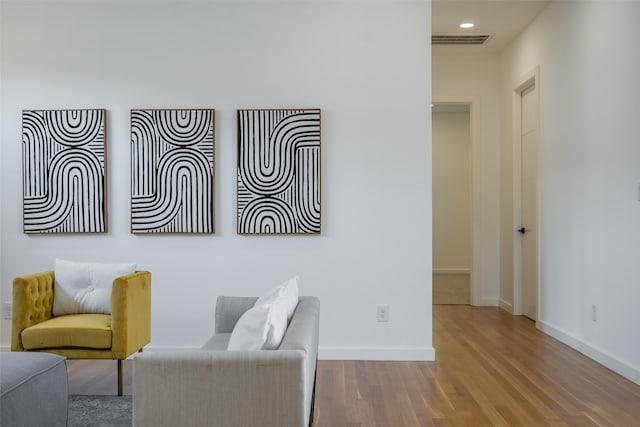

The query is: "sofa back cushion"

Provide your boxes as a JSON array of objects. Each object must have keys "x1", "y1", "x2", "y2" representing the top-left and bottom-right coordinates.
[
  {"x1": 201, "y1": 333, "x2": 231, "y2": 351},
  {"x1": 214, "y1": 297, "x2": 257, "y2": 334}
]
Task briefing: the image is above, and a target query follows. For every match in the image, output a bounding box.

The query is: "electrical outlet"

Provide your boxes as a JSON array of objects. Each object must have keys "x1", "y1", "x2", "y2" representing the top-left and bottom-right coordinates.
[
  {"x1": 377, "y1": 304, "x2": 389, "y2": 322},
  {"x1": 591, "y1": 304, "x2": 597, "y2": 322},
  {"x1": 3, "y1": 302, "x2": 11, "y2": 320}
]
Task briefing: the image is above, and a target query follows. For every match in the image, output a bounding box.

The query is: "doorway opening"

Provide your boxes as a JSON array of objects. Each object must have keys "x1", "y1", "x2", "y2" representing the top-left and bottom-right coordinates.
[{"x1": 432, "y1": 102, "x2": 473, "y2": 305}]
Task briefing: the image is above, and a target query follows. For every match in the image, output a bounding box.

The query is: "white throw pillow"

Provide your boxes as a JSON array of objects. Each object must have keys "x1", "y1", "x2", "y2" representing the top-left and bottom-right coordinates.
[
  {"x1": 52, "y1": 259, "x2": 136, "y2": 316},
  {"x1": 255, "y1": 276, "x2": 299, "y2": 322},
  {"x1": 227, "y1": 302, "x2": 288, "y2": 351},
  {"x1": 262, "y1": 300, "x2": 288, "y2": 349}
]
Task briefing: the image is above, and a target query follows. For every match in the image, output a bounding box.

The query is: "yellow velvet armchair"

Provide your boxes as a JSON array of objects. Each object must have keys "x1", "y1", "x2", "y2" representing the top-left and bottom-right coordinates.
[{"x1": 11, "y1": 270, "x2": 151, "y2": 396}]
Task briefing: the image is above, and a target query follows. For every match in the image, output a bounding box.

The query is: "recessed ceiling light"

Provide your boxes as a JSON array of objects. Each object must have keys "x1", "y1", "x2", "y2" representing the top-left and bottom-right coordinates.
[{"x1": 460, "y1": 22, "x2": 475, "y2": 29}]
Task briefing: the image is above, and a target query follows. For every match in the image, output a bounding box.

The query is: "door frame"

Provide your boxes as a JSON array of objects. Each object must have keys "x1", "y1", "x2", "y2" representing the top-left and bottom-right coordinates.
[
  {"x1": 512, "y1": 66, "x2": 540, "y2": 319},
  {"x1": 432, "y1": 95, "x2": 481, "y2": 306}
]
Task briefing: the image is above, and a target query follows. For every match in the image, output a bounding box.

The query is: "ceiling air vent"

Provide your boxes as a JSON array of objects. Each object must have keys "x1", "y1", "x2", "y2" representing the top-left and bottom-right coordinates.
[{"x1": 432, "y1": 34, "x2": 492, "y2": 46}]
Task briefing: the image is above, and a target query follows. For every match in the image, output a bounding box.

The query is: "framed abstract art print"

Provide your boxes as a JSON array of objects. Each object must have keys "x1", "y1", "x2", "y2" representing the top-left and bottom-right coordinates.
[
  {"x1": 131, "y1": 109, "x2": 215, "y2": 234},
  {"x1": 237, "y1": 108, "x2": 321, "y2": 235},
  {"x1": 22, "y1": 109, "x2": 107, "y2": 233}
]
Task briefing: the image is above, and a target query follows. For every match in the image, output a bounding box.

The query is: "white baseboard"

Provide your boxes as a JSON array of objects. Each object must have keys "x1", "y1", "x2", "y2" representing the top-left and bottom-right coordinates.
[
  {"x1": 499, "y1": 298, "x2": 514, "y2": 313},
  {"x1": 475, "y1": 297, "x2": 499, "y2": 307},
  {"x1": 538, "y1": 320, "x2": 640, "y2": 385},
  {"x1": 319, "y1": 346, "x2": 435, "y2": 361}
]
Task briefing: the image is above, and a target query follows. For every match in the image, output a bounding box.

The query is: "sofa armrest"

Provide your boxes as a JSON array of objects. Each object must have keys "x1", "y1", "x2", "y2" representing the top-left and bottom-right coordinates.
[
  {"x1": 214, "y1": 296, "x2": 258, "y2": 334},
  {"x1": 134, "y1": 350, "x2": 307, "y2": 427},
  {"x1": 279, "y1": 296, "x2": 320, "y2": 424},
  {"x1": 11, "y1": 271, "x2": 55, "y2": 351},
  {"x1": 111, "y1": 271, "x2": 151, "y2": 359}
]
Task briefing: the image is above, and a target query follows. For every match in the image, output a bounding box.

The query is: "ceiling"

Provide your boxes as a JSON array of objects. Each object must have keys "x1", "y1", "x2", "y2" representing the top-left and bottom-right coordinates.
[{"x1": 432, "y1": 0, "x2": 551, "y2": 54}]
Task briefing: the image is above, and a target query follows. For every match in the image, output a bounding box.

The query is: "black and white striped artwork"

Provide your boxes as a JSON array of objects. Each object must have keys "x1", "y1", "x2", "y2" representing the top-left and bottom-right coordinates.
[
  {"x1": 22, "y1": 109, "x2": 107, "y2": 233},
  {"x1": 131, "y1": 109, "x2": 215, "y2": 234},
  {"x1": 237, "y1": 109, "x2": 321, "y2": 234}
]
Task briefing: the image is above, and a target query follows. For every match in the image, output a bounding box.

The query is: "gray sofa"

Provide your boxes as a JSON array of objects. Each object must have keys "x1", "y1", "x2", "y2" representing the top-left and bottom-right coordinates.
[
  {"x1": 133, "y1": 296, "x2": 320, "y2": 427},
  {"x1": 0, "y1": 352, "x2": 68, "y2": 427}
]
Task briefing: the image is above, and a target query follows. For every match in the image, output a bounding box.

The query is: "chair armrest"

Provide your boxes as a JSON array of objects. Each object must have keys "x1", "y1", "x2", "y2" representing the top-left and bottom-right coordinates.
[
  {"x1": 214, "y1": 296, "x2": 258, "y2": 334},
  {"x1": 111, "y1": 270, "x2": 151, "y2": 359},
  {"x1": 134, "y1": 350, "x2": 306, "y2": 427},
  {"x1": 11, "y1": 271, "x2": 55, "y2": 351}
]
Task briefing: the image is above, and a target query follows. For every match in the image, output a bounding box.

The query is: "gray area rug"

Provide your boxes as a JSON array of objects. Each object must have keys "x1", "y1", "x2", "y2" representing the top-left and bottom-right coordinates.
[{"x1": 68, "y1": 395, "x2": 132, "y2": 427}]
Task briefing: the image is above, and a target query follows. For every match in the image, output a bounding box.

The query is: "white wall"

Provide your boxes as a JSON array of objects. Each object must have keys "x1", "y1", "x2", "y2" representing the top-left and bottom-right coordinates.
[
  {"x1": 0, "y1": 1, "x2": 433, "y2": 360},
  {"x1": 432, "y1": 54, "x2": 502, "y2": 306},
  {"x1": 432, "y1": 111, "x2": 471, "y2": 304},
  {"x1": 500, "y1": 0, "x2": 640, "y2": 383},
  {"x1": 432, "y1": 112, "x2": 471, "y2": 270}
]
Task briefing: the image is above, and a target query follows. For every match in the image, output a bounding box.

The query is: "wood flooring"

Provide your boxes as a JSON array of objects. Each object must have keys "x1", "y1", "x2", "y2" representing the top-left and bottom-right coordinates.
[
  {"x1": 432, "y1": 274, "x2": 470, "y2": 305},
  {"x1": 67, "y1": 306, "x2": 640, "y2": 426}
]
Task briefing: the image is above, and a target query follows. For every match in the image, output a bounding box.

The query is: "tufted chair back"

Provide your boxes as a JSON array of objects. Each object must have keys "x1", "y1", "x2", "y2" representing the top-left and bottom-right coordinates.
[{"x1": 11, "y1": 271, "x2": 55, "y2": 351}]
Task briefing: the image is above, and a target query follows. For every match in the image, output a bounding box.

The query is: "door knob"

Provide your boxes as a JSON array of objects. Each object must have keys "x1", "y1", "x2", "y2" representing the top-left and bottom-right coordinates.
[{"x1": 517, "y1": 227, "x2": 526, "y2": 234}]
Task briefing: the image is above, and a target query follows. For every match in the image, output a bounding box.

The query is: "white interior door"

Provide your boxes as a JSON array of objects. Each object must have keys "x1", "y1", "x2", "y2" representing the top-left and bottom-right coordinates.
[{"x1": 520, "y1": 84, "x2": 538, "y2": 320}]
